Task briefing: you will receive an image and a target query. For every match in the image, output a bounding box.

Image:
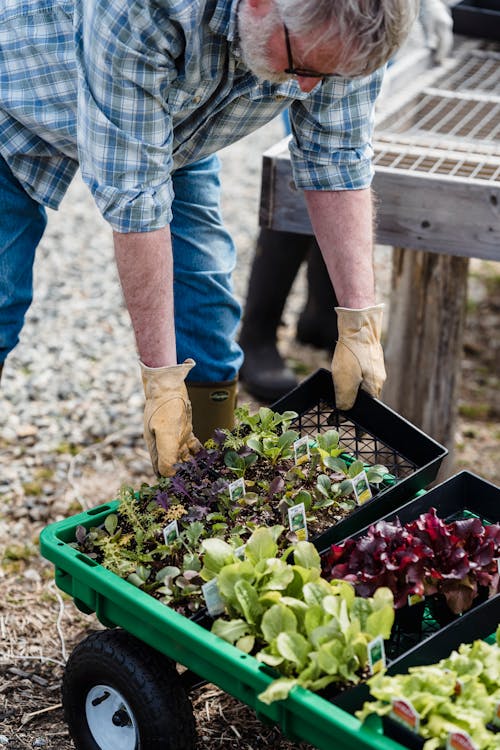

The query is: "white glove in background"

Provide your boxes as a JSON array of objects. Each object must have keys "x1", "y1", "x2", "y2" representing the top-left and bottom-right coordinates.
[{"x1": 420, "y1": 0, "x2": 454, "y2": 64}]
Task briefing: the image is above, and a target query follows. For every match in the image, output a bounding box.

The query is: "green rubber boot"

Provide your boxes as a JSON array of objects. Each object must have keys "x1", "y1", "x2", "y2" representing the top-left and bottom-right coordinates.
[{"x1": 187, "y1": 379, "x2": 238, "y2": 444}]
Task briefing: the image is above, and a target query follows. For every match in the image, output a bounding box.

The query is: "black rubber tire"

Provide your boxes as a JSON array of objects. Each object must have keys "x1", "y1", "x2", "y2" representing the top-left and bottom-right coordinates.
[{"x1": 62, "y1": 629, "x2": 197, "y2": 750}]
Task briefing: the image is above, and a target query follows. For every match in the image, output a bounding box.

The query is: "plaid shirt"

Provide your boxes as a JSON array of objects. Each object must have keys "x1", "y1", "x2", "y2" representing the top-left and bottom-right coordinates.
[{"x1": 0, "y1": 0, "x2": 384, "y2": 232}]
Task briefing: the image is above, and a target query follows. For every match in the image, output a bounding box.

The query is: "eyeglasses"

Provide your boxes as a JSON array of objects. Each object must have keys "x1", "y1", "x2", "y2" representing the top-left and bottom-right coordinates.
[{"x1": 283, "y1": 24, "x2": 336, "y2": 79}]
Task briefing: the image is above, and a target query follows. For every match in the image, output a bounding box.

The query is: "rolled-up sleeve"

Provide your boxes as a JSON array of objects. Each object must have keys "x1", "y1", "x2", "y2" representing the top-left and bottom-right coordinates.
[
  {"x1": 75, "y1": 0, "x2": 179, "y2": 232},
  {"x1": 288, "y1": 66, "x2": 385, "y2": 192}
]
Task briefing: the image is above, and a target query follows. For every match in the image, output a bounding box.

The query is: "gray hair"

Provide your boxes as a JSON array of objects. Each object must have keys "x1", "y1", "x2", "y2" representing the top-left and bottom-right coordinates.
[{"x1": 274, "y1": 0, "x2": 420, "y2": 77}]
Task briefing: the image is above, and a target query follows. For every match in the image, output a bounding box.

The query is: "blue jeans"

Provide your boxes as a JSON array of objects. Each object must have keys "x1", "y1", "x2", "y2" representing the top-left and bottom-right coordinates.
[
  {"x1": 170, "y1": 155, "x2": 242, "y2": 382},
  {"x1": 0, "y1": 153, "x2": 242, "y2": 381},
  {"x1": 0, "y1": 154, "x2": 47, "y2": 364}
]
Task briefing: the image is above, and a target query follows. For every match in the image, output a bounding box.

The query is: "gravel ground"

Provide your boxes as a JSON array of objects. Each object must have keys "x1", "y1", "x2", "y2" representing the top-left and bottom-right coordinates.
[{"x1": 0, "y1": 116, "x2": 499, "y2": 749}]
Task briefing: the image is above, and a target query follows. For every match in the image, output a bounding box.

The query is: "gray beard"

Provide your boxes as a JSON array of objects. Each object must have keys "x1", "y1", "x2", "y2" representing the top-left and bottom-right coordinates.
[{"x1": 237, "y1": 4, "x2": 290, "y2": 84}]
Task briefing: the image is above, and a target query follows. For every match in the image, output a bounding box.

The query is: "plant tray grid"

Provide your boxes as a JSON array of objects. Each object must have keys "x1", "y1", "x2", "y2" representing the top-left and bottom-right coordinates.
[
  {"x1": 373, "y1": 141, "x2": 500, "y2": 182},
  {"x1": 433, "y1": 50, "x2": 500, "y2": 95},
  {"x1": 289, "y1": 398, "x2": 419, "y2": 481},
  {"x1": 377, "y1": 92, "x2": 500, "y2": 148},
  {"x1": 272, "y1": 368, "x2": 446, "y2": 546},
  {"x1": 375, "y1": 48, "x2": 500, "y2": 162}
]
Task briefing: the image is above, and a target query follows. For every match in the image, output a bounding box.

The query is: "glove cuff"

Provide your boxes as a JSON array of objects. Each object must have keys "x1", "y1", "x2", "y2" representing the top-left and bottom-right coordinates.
[
  {"x1": 334, "y1": 304, "x2": 384, "y2": 314},
  {"x1": 140, "y1": 358, "x2": 196, "y2": 398},
  {"x1": 335, "y1": 305, "x2": 384, "y2": 341}
]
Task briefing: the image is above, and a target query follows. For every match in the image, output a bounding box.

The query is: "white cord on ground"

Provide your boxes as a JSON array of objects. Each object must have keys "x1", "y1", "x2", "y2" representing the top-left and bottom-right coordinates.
[{"x1": 49, "y1": 579, "x2": 68, "y2": 663}]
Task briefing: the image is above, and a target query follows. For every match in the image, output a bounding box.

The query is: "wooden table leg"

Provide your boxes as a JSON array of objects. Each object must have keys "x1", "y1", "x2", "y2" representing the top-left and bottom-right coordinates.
[{"x1": 382, "y1": 248, "x2": 470, "y2": 477}]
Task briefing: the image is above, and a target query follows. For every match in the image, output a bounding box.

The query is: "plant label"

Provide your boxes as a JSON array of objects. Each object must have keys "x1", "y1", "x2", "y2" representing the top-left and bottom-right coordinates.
[
  {"x1": 293, "y1": 436, "x2": 311, "y2": 465},
  {"x1": 390, "y1": 698, "x2": 420, "y2": 733},
  {"x1": 229, "y1": 478, "x2": 246, "y2": 503},
  {"x1": 288, "y1": 502, "x2": 308, "y2": 541},
  {"x1": 351, "y1": 470, "x2": 372, "y2": 505},
  {"x1": 446, "y1": 731, "x2": 478, "y2": 750},
  {"x1": 407, "y1": 593, "x2": 425, "y2": 607},
  {"x1": 367, "y1": 635, "x2": 386, "y2": 674},
  {"x1": 162, "y1": 520, "x2": 179, "y2": 545},
  {"x1": 493, "y1": 701, "x2": 500, "y2": 728},
  {"x1": 202, "y1": 578, "x2": 225, "y2": 616},
  {"x1": 234, "y1": 544, "x2": 246, "y2": 560}
]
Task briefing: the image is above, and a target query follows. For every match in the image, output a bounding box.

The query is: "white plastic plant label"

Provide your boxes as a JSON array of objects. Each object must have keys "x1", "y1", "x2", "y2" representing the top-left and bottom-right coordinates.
[
  {"x1": 293, "y1": 435, "x2": 311, "y2": 465},
  {"x1": 351, "y1": 469, "x2": 372, "y2": 505},
  {"x1": 288, "y1": 502, "x2": 308, "y2": 541},
  {"x1": 390, "y1": 698, "x2": 420, "y2": 733},
  {"x1": 202, "y1": 578, "x2": 225, "y2": 617},
  {"x1": 367, "y1": 635, "x2": 386, "y2": 674},
  {"x1": 229, "y1": 477, "x2": 246, "y2": 502},
  {"x1": 162, "y1": 520, "x2": 179, "y2": 545},
  {"x1": 446, "y1": 731, "x2": 478, "y2": 750}
]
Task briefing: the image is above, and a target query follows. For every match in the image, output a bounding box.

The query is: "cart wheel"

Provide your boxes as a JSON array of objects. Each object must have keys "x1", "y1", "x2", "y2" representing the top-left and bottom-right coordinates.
[{"x1": 62, "y1": 629, "x2": 196, "y2": 750}]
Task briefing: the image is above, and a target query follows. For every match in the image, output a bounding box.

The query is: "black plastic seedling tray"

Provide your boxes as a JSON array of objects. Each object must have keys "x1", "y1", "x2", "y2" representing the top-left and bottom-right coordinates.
[
  {"x1": 341, "y1": 593, "x2": 500, "y2": 748},
  {"x1": 452, "y1": 0, "x2": 500, "y2": 39},
  {"x1": 382, "y1": 629, "x2": 500, "y2": 750},
  {"x1": 272, "y1": 368, "x2": 447, "y2": 548},
  {"x1": 329, "y1": 470, "x2": 500, "y2": 720}
]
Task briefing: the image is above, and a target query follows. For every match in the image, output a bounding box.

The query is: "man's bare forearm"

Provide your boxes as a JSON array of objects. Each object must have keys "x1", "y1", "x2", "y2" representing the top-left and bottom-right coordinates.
[
  {"x1": 113, "y1": 227, "x2": 176, "y2": 368},
  {"x1": 305, "y1": 188, "x2": 376, "y2": 308}
]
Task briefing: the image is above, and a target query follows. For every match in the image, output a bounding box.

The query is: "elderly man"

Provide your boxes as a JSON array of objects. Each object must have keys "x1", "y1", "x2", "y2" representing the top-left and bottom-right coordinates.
[
  {"x1": 239, "y1": 0, "x2": 453, "y2": 404},
  {"x1": 0, "y1": 0, "x2": 416, "y2": 475}
]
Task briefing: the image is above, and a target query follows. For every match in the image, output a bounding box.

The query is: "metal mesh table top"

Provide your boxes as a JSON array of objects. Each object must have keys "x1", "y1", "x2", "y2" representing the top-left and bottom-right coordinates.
[
  {"x1": 374, "y1": 45, "x2": 500, "y2": 183},
  {"x1": 433, "y1": 49, "x2": 500, "y2": 96},
  {"x1": 373, "y1": 142, "x2": 500, "y2": 182}
]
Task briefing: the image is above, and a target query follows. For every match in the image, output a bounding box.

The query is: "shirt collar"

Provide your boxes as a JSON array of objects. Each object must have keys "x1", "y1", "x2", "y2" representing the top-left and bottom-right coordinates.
[{"x1": 209, "y1": 0, "x2": 241, "y2": 43}]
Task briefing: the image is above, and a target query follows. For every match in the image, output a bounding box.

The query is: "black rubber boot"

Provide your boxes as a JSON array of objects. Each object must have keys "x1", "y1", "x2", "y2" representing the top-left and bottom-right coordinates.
[
  {"x1": 239, "y1": 228, "x2": 309, "y2": 402},
  {"x1": 296, "y1": 237, "x2": 339, "y2": 352}
]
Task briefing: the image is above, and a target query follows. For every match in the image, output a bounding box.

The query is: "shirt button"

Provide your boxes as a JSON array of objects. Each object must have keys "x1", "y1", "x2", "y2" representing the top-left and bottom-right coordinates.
[
  {"x1": 275, "y1": 94, "x2": 286, "y2": 101},
  {"x1": 193, "y1": 95, "x2": 201, "y2": 104}
]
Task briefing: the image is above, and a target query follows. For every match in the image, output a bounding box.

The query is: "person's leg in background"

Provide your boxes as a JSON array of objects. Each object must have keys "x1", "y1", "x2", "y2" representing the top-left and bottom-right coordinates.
[
  {"x1": 296, "y1": 239, "x2": 338, "y2": 350},
  {"x1": 0, "y1": 154, "x2": 48, "y2": 382},
  {"x1": 238, "y1": 227, "x2": 309, "y2": 401},
  {"x1": 239, "y1": 111, "x2": 338, "y2": 403},
  {"x1": 170, "y1": 154, "x2": 241, "y2": 442}
]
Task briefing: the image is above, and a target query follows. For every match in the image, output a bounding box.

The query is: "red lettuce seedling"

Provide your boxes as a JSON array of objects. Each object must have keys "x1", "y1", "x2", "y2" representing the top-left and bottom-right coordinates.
[
  {"x1": 322, "y1": 518, "x2": 429, "y2": 609},
  {"x1": 407, "y1": 508, "x2": 500, "y2": 613},
  {"x1": 323, "y1": 507, "x2": 500, "y2": 616}
]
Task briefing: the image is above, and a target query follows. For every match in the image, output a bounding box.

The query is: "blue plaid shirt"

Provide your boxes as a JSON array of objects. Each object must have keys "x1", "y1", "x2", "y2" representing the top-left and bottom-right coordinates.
[{"x1": 0, "y1": 0, "x2": 384, "y2": 232}]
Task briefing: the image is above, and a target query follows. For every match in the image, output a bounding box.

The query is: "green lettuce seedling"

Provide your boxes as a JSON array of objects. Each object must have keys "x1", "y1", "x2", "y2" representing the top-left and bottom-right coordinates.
[
  {"x1": 206, "y1": 526, "x2": 394, "y2": 704},
  {"x1": 357, "y1": 626, "x2": 500, "y2": 750}
]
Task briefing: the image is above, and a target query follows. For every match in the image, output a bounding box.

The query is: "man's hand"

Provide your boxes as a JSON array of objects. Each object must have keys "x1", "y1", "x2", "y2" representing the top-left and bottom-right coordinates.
[
  {"x1": 420, "y1": 0, "x2": 453, "y2": 64},
  {"x1": 332, "y1": 305, "x2": 387, "y2": 410},
  {"x1": 141, "y1": 358, "x2": 202, "y2": 476}
]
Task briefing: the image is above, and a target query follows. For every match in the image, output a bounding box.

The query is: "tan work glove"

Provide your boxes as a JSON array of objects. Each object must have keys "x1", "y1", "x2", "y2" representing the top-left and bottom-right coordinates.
[
  {"x1": 141, "y1": 358, "x2": 202, "y2": 476},
  {"x1": 332, "y1": 305, "x2": 387, "y2": 410}
]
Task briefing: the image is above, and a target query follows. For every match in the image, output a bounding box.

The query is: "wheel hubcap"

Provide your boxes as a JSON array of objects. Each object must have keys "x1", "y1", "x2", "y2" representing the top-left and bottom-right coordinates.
[{"x1": 85, "y1": 684, "x2": 138, "y2": 750}]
